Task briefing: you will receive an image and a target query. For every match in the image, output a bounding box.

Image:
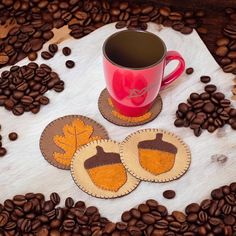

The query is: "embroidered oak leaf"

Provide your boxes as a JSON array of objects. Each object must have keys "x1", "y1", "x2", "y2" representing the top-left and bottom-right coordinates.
[{"x1": 53, "y1": 119, "x2": 101, "y2": 166}]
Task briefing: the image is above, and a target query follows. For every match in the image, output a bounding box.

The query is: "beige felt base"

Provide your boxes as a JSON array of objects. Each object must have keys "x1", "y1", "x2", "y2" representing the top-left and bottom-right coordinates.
[
  {"x1": 40, "y1": 115, "x2": 109, "y2": 170},
  {"x1": 120, "y1": 129, "x2": 191, "y2": 182},
  {"x1": 98, "y1": 89, "x2": 163, "y2": 127},
  {"x1": 71, "y1": 139, "x2": 140, "y2": 199}
]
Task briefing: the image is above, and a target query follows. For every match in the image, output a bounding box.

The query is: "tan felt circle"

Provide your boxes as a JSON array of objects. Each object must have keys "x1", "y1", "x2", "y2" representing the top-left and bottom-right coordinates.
[
  {"x1": 71, "y1": 139, "x2": 140, "y2": 199},
  {"x1": 98, "y1": 89, "x2": 163, "y2": 127},
  {"x1": 40, "y1": 115, "x2": 109, "y2": 170},
  {"x1": 120, "y1": 129, "x2": 191, "y2": 182}
]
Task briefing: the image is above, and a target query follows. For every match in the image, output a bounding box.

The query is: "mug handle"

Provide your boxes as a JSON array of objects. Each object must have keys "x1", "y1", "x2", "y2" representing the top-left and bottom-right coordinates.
[{"x1": 161, "y1": 51, "x2": 185, "y2": 89}]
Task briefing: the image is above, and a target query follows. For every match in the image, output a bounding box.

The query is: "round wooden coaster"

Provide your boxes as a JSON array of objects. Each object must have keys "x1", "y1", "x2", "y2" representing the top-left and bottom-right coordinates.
[
  {"x1": 98, "y1": 89, "x2": 163, "y2": 127},
  {"x1": 120, "y1": 129, "x2": 191, "y2": 182},
  {"x1": 71, "y1": 139, "x2": 140, "y2": 199},
  {"x1": 40, "y1": 115, "x2": 109, "y2": 170}
]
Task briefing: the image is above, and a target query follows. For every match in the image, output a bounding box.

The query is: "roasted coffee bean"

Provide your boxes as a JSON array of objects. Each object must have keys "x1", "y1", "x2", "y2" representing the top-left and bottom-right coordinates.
[
  {"x1": 4, "y1": 99, "x2": 15, "y2": 110},
  {"x1": 174, "y1": 119, "x2": 185, "y2": 127},
  {"x1": 65, "y1": 197, "x2": 74, "y2": 208},
  {"x1": 43, "y1": 30, "x2": 54, "y2": 40},
  {"x1": 62, "y1": 47, "x2": 71, "y2": 56},
  {"x1": 8, "y1": 132, "x2": 18, "y2": 141},
  {"x1": 200, "y1": 76, "x2": 211, "y2": 83},
  {"x1": 49, "y1": 44, "x2": 58, "y2": 54},
  {"x1": 200, "y1": 92, "x2": 210, "y2": 100},
  {"x1": 159, "y1": 7, "x2": 171, "y2": 17},
  {"x1": 122, "y1": 211, "x2": 132, "y2": 222},
  {"x1": 224, "y1": 215, "x2": 236, "y2": 225},
  {"x1": 4, "y1": 199, "x2": 14, "y2": 212},
  {"x1": 41, "y1": 51, "x2": 53, "y2": 60},
  {"x1": 220, "y1": 99, "x2": 231, "y2": 108},
  {"x1": 163, "y1": 190, "x2": 176, "y2": 199},
  {"x1": 50, "y1": 192, "x2": 60, "y2": 205},
  {"x1": 115, "y1": 21, "x2": 126, "y2": 29},
  {"x1": 178, "y1": 103, "x2": 189, "y2": 114},
  {"x1": 146, "y1": 199, "x2": 158, "y2": 209},
  {"x1": 31, "y1": 39, "x2": 44, "y2": 52},
  {"x1": 103, "y1": 222, "x2": 116, "y2": 233},
  {"x1": 186, "y1": 67, "x2": 194, "y2": 75},
  {"x1": 185, "y1": 203, "x2": 200, "y2": 214},
  {"x1": 215, "y1": 46, "x2": 228, "y2": 57},
  {"x1": 194, "y1": 128, "x2": 202, "y2": 137},
  {"x1": 0, "y1": 211, "x2": 9, "y2": 227},
  {"x1": 138, "y1": 204, "x2": 150, "y2": 213},
  {"x1": 130, "y1": 208, "x2": 141, "y2": 219},
  {"x1": 0, "y1": 53, "x2": 9, "y2": 65},
  {"x1": 172, "y1": 211, "x2": 186, "y2": 223},
  {"x1": 216, "y1": 37, "x2": 230, "y2": 46},
  {"x1": 65, "y1": 60, "x2": 75, "y2": 68},
  {"x1": 181, "y1": 26, "x2": 193, "y2": 35},
  {"x1": 190, "y1": 93, "x2": 200, "y2": 101},
  {"x1": 203, "y1": 102, "x2": 215, "y2": 113},
  {"x1": 220, "y1": 57, "x2": 231, "y2": 66},
  {"x1": 205, "y1": 84, "x2": 217, "y2": 93}
]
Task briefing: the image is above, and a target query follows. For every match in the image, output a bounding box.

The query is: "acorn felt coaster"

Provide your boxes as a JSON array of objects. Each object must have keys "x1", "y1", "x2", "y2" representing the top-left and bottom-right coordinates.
[
  {"x1": 71, "y1": 139, "x2": 140, "y2": 199},
  {"x1": 40, "y1": 115, "x2": 109, "y2": 170},
  {"x1": 98, "y1": 89, "x2": 163, "y2": 127},
  {"x1": 120, "y1": 129, "x2": 191, "y2": 182}
]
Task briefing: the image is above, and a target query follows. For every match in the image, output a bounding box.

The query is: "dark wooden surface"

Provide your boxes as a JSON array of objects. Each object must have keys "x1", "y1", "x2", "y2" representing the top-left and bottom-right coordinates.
[{"x1": 146, "y1": 0, "x2": 236, "y2": 64}]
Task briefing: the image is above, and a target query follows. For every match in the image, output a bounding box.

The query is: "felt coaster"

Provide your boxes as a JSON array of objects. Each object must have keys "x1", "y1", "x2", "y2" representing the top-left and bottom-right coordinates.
[
  {"x1": 71, "y1": 139, "x2": 140, "y2": 199},
  {"x1": 40, "y1": 115, "x2": 109, "y2": 170},
  {"x1": 98, "y1": 89, "x2": 163, "y2": 127},
  {"x1": 120, "y1": 129, "x2": 191, "y2": 182}
]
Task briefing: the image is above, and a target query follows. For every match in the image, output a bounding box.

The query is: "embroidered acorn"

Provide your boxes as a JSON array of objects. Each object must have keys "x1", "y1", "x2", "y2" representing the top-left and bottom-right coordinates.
[
  {"x1": 84, "y1": 146, "x2": 127, "y2": 192},
  {"x1": 137, "y1": 133, "x2": 177, "y2": 175}
]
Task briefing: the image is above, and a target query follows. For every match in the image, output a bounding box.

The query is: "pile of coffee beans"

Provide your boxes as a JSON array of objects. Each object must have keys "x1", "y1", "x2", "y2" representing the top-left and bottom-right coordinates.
[
  {"x1": 0, "y1": 1, "x2": 205, "y2": 68},
  {"x1": 214, "y1": 8, "x2": 236, "y2": 75},
  {"x1": 174, "y1": 76, "x2": 236, "y2": 136},
  {"x1": 0, "y1": 62, "x2": 64, "y2": 116},
  {"x1": 0, "y1": 182, "x2": 235, "y2": 235}
]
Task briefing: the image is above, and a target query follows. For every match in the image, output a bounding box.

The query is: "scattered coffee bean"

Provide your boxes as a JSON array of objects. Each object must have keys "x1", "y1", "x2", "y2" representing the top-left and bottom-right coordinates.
[
  {"x1": 186, "y1": 67, "x2": 194, "y2": 75},
  {"x1": 65, "y1": 60, "x2": 75, "y2": 68},
  {"x1": 8, "y1": 132, "x2": 18, "y2": 141},
  {"x1": 62, "y1": 47, "x2": 71, "y2": 56},
  {"x1": 41, "y1": 51, "x2": 53, "y2": 60},
  {"x1": 163, "y1": 190, "x2": 176, "y2": 199},
  {"x1": 115, "y1": 21, "x2": 127, "y2": 29},
  {"x1": 48, "y1": 44, "x2": 58, "y2": 54},
  {"x1": 0, "y1": 147, "x2": 7, "y2": 157},
  {"x1": 200, "y1": 75, "x2": 211, "y2": 83}
]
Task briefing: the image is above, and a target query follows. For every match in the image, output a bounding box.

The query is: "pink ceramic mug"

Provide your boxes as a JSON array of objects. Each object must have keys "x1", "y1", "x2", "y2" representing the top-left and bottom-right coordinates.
[{"x1": 103, "y1": 30, "x2": 185, "y2": 117}]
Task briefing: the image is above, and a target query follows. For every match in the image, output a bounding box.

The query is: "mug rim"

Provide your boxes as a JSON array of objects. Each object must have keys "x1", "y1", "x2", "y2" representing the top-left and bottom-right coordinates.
[{"x1": 102, "y1": 30, "x2": 167, "y2": 70}]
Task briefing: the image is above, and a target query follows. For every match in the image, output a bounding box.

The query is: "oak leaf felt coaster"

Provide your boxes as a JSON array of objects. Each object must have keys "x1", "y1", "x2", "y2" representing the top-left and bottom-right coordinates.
[
  {"x1": 40, "y1": 115, "x2": 109, "y2": 170},
  {"x1": 120, "y1": 129, "x2": 191, "y2": 182},
  {"x1": 71, "y1": 139, "x2": 140, "y2": 198},
  {"x1": 98, "y1": 89, "x2": 163, "y2": 127}
]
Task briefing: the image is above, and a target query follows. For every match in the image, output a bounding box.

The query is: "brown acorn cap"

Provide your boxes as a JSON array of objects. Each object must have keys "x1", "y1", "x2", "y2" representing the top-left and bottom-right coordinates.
[
  {"x1": 138, "y1": 133, "x2": 177, "y2": 154},
  {"x1": 84, "y1": 146, "x2": 121, "y2": 169}
]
